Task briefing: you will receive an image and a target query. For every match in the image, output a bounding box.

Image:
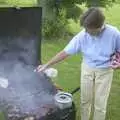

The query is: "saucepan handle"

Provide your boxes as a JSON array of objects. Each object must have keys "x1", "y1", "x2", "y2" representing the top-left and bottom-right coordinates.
[{"x1": 70, "y1": 87, "x2": 80, "y2": 95}]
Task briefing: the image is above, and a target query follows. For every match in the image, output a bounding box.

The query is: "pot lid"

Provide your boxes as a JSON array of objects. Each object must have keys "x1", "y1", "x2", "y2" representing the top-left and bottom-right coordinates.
[{"x1": 55, "y1": 92, "x2": 72, "y2": 103}]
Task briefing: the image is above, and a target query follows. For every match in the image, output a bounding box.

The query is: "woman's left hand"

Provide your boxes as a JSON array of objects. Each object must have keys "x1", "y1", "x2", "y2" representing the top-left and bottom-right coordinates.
[{"x1": 110, "y1": 60, "x2": 120, "y2": 69}]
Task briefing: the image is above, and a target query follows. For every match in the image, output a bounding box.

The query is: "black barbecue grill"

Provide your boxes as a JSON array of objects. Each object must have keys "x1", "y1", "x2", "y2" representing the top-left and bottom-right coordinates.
[{"x1": 0, "y1": 7, "x2": 76, "y2": 120}]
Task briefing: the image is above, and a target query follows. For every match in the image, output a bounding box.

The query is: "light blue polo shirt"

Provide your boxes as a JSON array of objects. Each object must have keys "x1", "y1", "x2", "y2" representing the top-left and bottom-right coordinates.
[{"x1": 64, "y1": 24, "x2": 120, "y2": 68}]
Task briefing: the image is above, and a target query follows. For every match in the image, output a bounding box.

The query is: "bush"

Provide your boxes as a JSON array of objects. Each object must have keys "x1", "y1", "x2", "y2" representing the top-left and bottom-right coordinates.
[{"x1": 43, "y1": 8, "x2": 68, "y2": 39}]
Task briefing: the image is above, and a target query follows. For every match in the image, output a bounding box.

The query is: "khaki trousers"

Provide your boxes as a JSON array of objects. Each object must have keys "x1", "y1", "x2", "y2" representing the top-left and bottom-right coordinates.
[{"x1": 81, "y1": 62, "x2": 113, "y2": 120}]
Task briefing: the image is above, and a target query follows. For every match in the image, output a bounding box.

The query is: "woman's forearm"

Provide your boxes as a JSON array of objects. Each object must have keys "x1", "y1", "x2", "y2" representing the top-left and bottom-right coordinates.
[{"x1": 45, "y1": 50, "x2": 69, "y2": 68}]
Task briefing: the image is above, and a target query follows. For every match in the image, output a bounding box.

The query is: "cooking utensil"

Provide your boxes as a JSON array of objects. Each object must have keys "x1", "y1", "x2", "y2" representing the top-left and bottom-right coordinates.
[
  {"x1": 54, "y1": 91, "x2": 72, "y2": 109},
  {"x1": 54, "y1": 86, "x2": 80, "y2": 109}
]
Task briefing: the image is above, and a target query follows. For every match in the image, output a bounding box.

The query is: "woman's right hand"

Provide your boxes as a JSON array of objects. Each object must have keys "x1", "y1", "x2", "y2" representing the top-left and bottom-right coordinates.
[
  {"x1": 34, "y1": 64, "x2": 48, "y2": 72},
  {"x1": 34, "y1": 50, "x2": 68, "y2": 73}
]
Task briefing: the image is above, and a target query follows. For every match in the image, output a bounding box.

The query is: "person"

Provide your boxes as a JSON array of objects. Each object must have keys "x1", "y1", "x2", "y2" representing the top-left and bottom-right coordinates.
[{"x1": 35, "y1": 7, "x2": 120, "y2": 120}]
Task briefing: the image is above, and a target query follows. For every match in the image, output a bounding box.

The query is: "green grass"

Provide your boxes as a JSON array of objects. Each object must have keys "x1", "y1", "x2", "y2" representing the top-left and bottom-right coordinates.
[
  {"x1": 41, "y1": 39, "x2": 120, "y2": 120},
  {"x1": 41, "y1": 39, "x2": 81, "y2": 120},
  {"x1": 104, "y1": 4, "x2": 120, "y2": 29},
  {"x1": 41, "y1": 4, "x2": 120, "y2": 120},
  {"x1": 0, "y1": 0, "x2": 37, "y2": 7}
]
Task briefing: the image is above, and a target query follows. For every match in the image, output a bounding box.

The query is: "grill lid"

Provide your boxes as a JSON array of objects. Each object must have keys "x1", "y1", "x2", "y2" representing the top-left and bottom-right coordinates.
[{"x1": 0, "y1": 7, "x2": 42, "y2": 65}]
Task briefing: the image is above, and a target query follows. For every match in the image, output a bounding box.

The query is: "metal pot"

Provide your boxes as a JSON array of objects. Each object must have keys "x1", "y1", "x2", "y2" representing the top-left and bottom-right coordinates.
[
  {"x1": 54, "y1": 91, "x2": 73, "y2": 109},
  {"x1": 54, "y1": 87, "x2": 80, "y2": 110}
]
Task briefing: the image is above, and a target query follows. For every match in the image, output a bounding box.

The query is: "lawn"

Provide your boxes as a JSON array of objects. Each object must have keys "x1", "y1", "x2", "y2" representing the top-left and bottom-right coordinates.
[
  {"x1": 42, "y1": 40, "x2": 120, "y2": 120},
  {"x1": 41, "y1": 4, "x2": 120, "y2": 120},
  {"x1": 41, "y1": 38, "x2": 81, "y2": 120},
  {"x1": 41, "y1": 39, "x2": 120, "y2": 120}
]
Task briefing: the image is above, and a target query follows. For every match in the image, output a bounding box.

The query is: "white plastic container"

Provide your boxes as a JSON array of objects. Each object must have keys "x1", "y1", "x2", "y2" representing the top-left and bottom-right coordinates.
[
  {"x1": 44, "y1": 68, "x2": 58, "y2": 78},
  {"x1": 0, "y1": 77, "x2": 8, "y2": 88}
]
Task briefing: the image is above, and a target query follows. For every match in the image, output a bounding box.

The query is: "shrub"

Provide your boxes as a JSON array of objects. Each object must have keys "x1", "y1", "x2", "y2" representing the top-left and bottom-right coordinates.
[{"x1": 43, "y1": 8, "x2": 68, "y2": 39}]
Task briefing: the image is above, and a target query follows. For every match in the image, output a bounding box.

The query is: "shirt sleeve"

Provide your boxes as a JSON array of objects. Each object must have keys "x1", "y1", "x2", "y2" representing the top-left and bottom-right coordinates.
[
  {"x1": 115, "y1": 29, "x2": 120, "y2": 52},
  {"x1": 63, "y1": 31, "x2": 84, "y2": 55}
]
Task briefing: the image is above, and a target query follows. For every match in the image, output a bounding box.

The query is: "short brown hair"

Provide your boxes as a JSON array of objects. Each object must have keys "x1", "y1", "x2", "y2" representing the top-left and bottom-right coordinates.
[{"x1": 80, "y1": 7, "x2": 105, "y2": 29}]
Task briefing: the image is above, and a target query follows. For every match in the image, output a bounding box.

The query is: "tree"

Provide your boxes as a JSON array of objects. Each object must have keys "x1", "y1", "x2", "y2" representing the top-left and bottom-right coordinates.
[
  {"x1": 37, "y1": 0, "x2": 117, "y2": 38},
  {"x1": 38, "y1": 0, "x2": 117, "y2": 20},
  {"x1": 0, "y1": 0, "x2": 116, "y2": 38}
]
